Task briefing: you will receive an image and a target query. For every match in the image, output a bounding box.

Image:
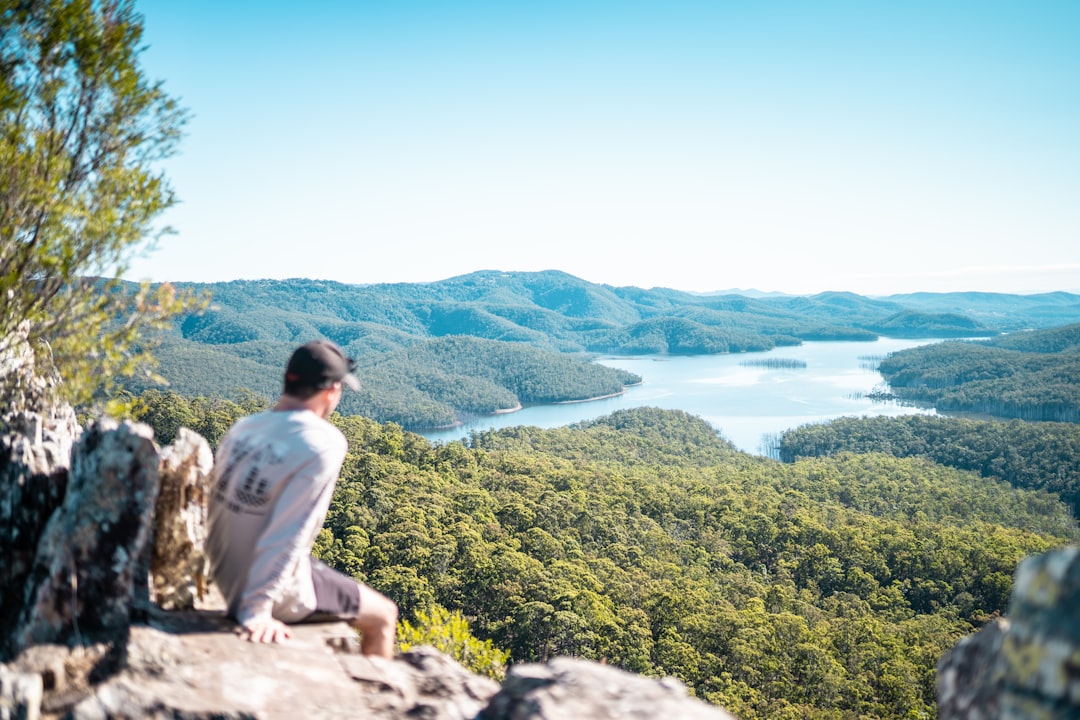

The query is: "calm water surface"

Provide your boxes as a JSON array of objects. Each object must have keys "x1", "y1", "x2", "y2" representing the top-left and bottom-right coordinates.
[{"x1": 419, "y1": 337, "x2": 941, "y2": 455}]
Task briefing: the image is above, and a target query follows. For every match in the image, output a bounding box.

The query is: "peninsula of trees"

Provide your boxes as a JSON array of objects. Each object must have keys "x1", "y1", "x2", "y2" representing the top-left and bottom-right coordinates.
[{"x1": 877, "y1": 322, "x2": 1080, "y2": 422}]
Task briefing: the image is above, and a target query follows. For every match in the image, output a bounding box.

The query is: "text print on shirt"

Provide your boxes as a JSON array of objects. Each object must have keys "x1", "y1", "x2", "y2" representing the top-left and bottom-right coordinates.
[{"x1": 213, "y1": 435, "x2": 290, "y2": 514}]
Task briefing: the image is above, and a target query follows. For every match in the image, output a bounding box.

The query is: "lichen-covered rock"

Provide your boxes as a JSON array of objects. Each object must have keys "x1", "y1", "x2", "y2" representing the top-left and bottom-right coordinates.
[
  {"x1": 1, "y1": 321, "x2": 59, "y2": 421},
  {"x1": 3, "y1": 606, "x2": 748, "y2": 720},
  {"x1": 15, "y1": 420, "x2": 160, "y2": 653},
  {"x1": 937, "y1": 545, "x2": 1080, "y2": 720},
  {"x1": 936, "y1": 617, "x2": 1007, "y2": 720},
  {"x1": 0, "y1": 423, "x2": 70, "y2": 659},
  {"x1": 481, "y1": 657, "x2": 737, "y2": 720},
  {"x1": 1, "y1": 327, "x2": 80, "y2": 660},
  {"x1": 152, "y1": 428, "x2": 213, "y2": 610},
  {"x1": 997, "y1": 545, "x2": 1080, "y2": 718}
]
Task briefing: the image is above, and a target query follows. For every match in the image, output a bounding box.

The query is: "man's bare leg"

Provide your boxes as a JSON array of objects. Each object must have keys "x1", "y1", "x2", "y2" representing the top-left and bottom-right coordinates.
[{"x1": 353, "y1": 584, "x2": 398, "y2": 658}]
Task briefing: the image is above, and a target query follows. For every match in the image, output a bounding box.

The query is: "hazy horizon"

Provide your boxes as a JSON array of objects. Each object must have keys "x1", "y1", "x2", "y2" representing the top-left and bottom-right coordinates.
[{"x1": 145, "y1": 267, "x2": 1080, "y2": 299}]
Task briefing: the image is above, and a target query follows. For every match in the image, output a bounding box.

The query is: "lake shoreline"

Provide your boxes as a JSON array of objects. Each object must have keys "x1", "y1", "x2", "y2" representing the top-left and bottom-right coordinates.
[
  {"x1": 417, "y1": 338, "x2": 948, "y2": 452},
  {"x1": 427, "y1": 386, "x2": 642, "y2": 430}
]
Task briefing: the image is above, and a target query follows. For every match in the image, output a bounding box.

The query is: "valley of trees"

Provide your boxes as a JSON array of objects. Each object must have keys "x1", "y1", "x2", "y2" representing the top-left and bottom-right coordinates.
[
  {"x1": 877, "y1": 322, "x2": 1080, "y2": 422},
  {"x1": 132, "y1": 273, "x2": 1080, "y2": 431},
  {"x1": 131, "y1": 401, "x2": 1078, "y2": 719}
]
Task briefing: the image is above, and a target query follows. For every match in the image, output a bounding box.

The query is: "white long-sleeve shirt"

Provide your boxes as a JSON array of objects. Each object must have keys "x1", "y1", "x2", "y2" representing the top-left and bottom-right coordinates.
[{"x1": 206, "y1": 409, "x2": 347, "y2": 626}]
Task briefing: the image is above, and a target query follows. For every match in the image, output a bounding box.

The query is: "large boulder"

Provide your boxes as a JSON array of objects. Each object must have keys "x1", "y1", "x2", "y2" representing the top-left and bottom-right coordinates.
[
  {"x1": 14, "y1": 419, "x2": 160, "y2": 654},
  {"x1": 0, "y1": 325, "x2": 80, "y2": 658},
  {"x1": 151, "y1": 427, "x2": 214, "y2": 610},
  {"x1": 6, "y1": 610, "x2": 498, "y2": 720},
  {"x1": 482, "y1": 657, "x2": 737, "y2": 720},
  {"x1": 5, "y1": 608, "x2": 739, "y2": 720},
  {"x1": 937, "y1": 544, "x2": 1080, "y2": 720}
]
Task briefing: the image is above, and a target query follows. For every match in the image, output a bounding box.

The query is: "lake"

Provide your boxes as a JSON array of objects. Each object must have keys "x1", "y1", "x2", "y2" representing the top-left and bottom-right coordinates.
[{"x1": 418, "y1": 337, "x2": 942, "y2": 455}]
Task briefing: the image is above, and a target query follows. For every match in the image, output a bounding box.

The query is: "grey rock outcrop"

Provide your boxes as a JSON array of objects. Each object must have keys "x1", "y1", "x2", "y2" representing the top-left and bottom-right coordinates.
[
  {"x1": 1, "y1": 326, "x2": 80, "y2": 657},
  {"x1": 6, "y1": 608, "x2": 735, "y2": 720},
  {"x1": 151, "y1": 428, "x2": 213, "y2": 610},
  {"x1": 936, "y1": 617, "x2": 1008, "y2": 720},
  {"x1": 483, "y1": 658, "x2": 737, "y2": 720},
  {"x1": 48, "y1": 610, "x2": 500, "y2": 720},
  {"x1": 937, "y1": 544, "x2": 1080, "y2": 720},
  {"x1": 15, "y1": 419, "x2": 160, "y2": 653}
]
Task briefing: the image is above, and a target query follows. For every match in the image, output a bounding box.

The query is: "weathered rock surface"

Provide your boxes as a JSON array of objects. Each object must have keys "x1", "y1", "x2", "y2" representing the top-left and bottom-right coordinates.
[
  {"x1": 151, "y1": 428, "x2": 213, "y2": 610},
  {"x1": 936, "y1": 617, "x2": 1007, "y2": 720},
  {"x1": 20, "y1": 609, "x2": 499, "y2": 720},
  {"x1": 482, "y1": 657, "x2": 737, "y2": 720},
  {"x1": 4, "y1": 607, "x2": 737, "y2": 720},
  {"x1": 0, "y1": 666, "x2": 44, "y2": 720},
  {"x1": 0, "y1": 327, "x2": 80, "y2": 656},
  {"x1": 15, "y1": 419, "x2": 160, "y2": 654},
  {"x1": 937, "y1": 544, "x2": 1080, "y2": 720}
]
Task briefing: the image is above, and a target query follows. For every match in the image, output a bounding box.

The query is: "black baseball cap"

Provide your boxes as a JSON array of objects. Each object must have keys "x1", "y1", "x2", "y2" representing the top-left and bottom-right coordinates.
[{"x1": 285, "y1": 341, "x2": 360, "y2": 391}]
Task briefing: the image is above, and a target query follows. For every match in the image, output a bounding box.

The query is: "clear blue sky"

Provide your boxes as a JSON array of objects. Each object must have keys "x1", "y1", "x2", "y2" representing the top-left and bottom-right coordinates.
[{"x1": 127, "y1": 0, "x2": 1080, "y2": 295}]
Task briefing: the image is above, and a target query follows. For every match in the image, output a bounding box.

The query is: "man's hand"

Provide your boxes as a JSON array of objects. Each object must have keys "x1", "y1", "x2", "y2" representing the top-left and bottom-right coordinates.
[{"x1": 242, "y1": 616, "x2": 293, "y2": 644}]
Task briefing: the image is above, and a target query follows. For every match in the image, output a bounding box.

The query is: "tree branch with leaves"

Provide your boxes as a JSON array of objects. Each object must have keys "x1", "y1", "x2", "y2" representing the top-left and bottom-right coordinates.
[{"x1": 0, "y1": 0, "x2": 200, "y2": 410}]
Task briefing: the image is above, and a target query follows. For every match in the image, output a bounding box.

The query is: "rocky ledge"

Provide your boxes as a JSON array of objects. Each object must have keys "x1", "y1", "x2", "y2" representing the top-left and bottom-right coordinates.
[{"x1": 1, "y1": 606, "x2": 734, "y2": 720}]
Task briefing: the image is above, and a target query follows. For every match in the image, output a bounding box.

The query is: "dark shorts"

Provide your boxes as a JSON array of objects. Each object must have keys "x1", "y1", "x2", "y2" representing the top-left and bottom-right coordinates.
[{"x1": 305, "y1": 557, "x2": 363, "y2": 621}]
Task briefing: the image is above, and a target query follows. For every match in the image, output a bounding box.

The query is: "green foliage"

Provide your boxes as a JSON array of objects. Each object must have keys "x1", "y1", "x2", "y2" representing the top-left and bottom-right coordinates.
[
  {"x1": 397, "y1": 605, "x2": 510, "y2": 680},
  {"x1": 589, "y1": 316, "x2": 780, "y2": 354},
  {"x1": 0, "y1": 0, "x2": 200, "y2": 408},
  {"x1": 140, "y1": 334, "x2": 642, "y2": 430},
  {"x1": 981, "y1": 322, "x2": 1080, "y2": 354},
  {"x1": 867, "y1": 310, "x2": 988, "y2": 337},
  {"x1": 878, "y1": 327, "x2": 1080, "y2": 422},
  {"x1": 297, "y1": 407, "x2": 1075, "y2": 719},
  {"x1": 131, "y1": 388, "x2": 267, "y2": 447},
  {"x1": 779, "y1": 414, "x2": 1080, "y2": 519}
]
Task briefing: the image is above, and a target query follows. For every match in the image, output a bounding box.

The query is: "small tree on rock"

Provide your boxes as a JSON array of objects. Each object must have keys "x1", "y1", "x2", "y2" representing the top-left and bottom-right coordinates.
[{"x1": 0, "y1": 0, "x2": 195, "y2": 411}]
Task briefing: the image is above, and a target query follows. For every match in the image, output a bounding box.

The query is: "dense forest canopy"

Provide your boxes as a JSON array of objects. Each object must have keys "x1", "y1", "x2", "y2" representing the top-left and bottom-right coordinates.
[
  {"x1": 128, "y1": 272, "x2": 1080, "y2": 429},
  {"x1": 778, "y1": 414, "x2": 1080, "y2": 518},
  {"x1": 306, "y1": 409, "x2": 1076, "y2": 718}
]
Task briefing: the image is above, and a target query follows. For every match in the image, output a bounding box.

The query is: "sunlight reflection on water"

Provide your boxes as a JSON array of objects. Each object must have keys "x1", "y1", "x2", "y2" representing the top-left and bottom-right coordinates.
[{"x1": 418, "y1": 338, "x2": 942, "y2": 455}]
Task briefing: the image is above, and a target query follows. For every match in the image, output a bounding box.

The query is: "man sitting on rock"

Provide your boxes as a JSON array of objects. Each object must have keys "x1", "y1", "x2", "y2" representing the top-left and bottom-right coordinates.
[{"x1": 206, "y1": 340, "x2": 398, "y2": 656}]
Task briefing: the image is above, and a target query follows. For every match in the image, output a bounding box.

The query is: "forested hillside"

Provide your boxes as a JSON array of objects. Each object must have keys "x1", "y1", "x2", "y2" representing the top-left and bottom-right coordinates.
[
  {"x1": 777, "y1": 415, "x2": 1080, "y2": 517},
  {"x1": 128, "y1": 335, "x2": 641, "y2": 428},
  {"x1": 877, "y1": 323, "x2": 1080, "y2": 422},
  {"x1": 133, "y1": 272, "x2": 1080, "y2": 429},
  {"x1": 315, "y1": 408, "x2": 1075, "y2": 719},
  {"x1": 132, "y1": 400, "x2": 1079, "y2": 719}
]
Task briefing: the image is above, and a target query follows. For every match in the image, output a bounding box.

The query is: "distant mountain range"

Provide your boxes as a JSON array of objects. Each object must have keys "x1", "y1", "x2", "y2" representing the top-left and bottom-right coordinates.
[{"x1": 133, "y1": 270, "x2": 1080, "y2": 429}]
